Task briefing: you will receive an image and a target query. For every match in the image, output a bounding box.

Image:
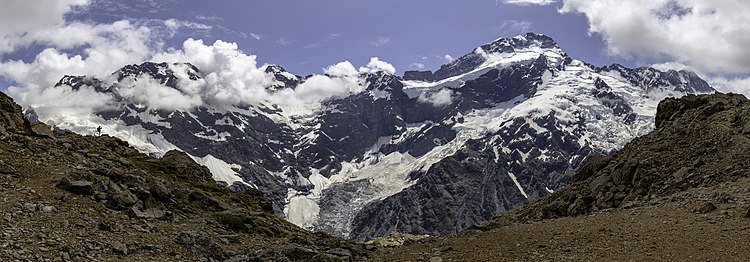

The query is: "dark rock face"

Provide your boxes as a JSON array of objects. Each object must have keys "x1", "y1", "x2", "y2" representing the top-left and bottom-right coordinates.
[
  {"x1": 596, "y1": 65, "x2": 714, "y2": 94},
  {"x1": 403, "y1": 70, "x2": 435, "y2": 82},
  {"x1": 0, "y1": 92, "x2": 28, "y2": 134}
]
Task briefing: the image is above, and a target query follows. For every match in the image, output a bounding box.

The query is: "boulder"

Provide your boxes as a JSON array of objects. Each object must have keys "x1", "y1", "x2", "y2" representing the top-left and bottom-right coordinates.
[
  {"x1": 0, "y1": 160, "x2": 18, "y2": 174},
  {"x1": 57, "y1": 177, "x2": 95, "y2": 195}
]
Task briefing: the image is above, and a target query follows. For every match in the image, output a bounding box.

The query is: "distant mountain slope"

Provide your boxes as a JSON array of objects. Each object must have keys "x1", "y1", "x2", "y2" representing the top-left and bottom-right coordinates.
[{"x1": 35, "y1": 33, "x2": 713, "y2": 240}]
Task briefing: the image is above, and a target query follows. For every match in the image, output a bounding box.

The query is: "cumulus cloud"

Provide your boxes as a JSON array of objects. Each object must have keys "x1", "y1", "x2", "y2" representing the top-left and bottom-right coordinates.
[
  {"x1": 358, "y1": 57, "x2": 397, "y2": 75},
  {"x1": 561, "y1": 0, "x2": 750, "y2": 75},
  {"x1": 418, "y1": 88, "x2": 455, "y2": 107},
  {"x1": 443, "y1": 55, "x2": 455, "y2": 63},
  {"x1": 0, "y1": 0, "x2": 90, "y2": 54},
  {"x1": 272, "y1": 75, "x2": 364, "y2": 106},
  {"x1": 324, "y1": 61, "x2": 359, "y2": 77},
  {"x1": 117, "y1": 75, "x2": 204, "y2": 110},
  {"x1": 501, "y1": 0, "x2": 557, "y2": 6},
  {"x1": 8, "y1": 82, "x2": 115, "y2": 117}
]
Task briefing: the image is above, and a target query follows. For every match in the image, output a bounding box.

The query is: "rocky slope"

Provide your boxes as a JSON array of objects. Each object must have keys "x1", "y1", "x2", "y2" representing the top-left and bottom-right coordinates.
[
  {"x1": 0, "y1": 92, "x2": 370, "y2": 261},
  {"x1": 372, "y1": 92, "x2": 750, "y2": 261},
  {"x1": 31, "y1": 33, "x2": 714, "y2": 240}
]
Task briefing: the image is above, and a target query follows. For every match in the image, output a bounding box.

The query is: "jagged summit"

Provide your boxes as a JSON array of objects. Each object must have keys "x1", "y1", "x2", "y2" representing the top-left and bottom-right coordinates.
[
  {"x1": 483, "y1": 32, "x2": 562, "y2": 54},
  {"x1": 114, "y1": 62, "x2": 202, "y2": 88},
  {"x1": 404, "y1": 32, "x2": 566, "y2": 82},
  {"x1": 263, "y1": 64, "x2": 301, "y2": 90}
]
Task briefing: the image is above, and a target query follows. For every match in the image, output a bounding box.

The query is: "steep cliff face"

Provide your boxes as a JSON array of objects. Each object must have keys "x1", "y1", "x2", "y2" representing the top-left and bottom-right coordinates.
[{"x1": 29, "y1": 33, "x2": 713, "y2": 240}]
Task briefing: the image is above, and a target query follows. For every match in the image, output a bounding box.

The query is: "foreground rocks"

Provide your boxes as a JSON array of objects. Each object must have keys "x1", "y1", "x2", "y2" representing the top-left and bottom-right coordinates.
[{"x1": 0, "y1": 92, "x2": 370, "y2": 261}]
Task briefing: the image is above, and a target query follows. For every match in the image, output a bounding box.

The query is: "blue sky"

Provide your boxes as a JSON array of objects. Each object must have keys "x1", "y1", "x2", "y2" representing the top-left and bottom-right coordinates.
[
  {"x1": 1, "y1": 0, "x2": 750, "y2": 94},
  {"x1": 31, "y1": 0, "x2": 630, "y2": 75}
]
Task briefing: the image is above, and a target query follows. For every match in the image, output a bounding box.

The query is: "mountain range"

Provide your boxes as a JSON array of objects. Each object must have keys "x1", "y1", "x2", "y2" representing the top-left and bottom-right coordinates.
[{"x1": 36, "y1": 32, "x2": 714, "y2": 240}]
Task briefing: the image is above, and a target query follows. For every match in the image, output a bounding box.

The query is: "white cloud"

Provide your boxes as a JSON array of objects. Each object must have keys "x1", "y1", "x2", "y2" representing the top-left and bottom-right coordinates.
[
  {"x1": 710, "y1": 76, "x2": 750, "y2": 96},
  {"x1": 501, "y1": 0, "x2": 557, "y2": 6},
  {"x1": 358, "y1": 57, "x2": 397, "y2": 75},
  {"x1": 273, "y1": 75, "x2": 364, "y2": 106},
  {"x1": 417, "y1": 88, "x2": 455, "y2": 107},
  {"x1": 324, "y1": 61, "x2": 359, "y2": 77},
  {"x1": 409, "y1": 63, "x2": 426, "y2": 70},
  {"x1": 152, "y1": 39, "x2": 278, "y2": 106},
  {"x1": 370, "y1": 36, "x2": 391, "y2": 47},
  {"x1": 164, "y1": 19, "x2": 212, "y2": 31},
  {"x1": 0, "y1": 20, "x2": 155, "y2": 94},
  {"x1": 7, "y1": 81, "x2": 115, "y2": 117},
  {"x1": 443, "y1": 54, "x2": 455, "y2": 63},
  {"x1": 561, "y1": 0, "x2": 750, "y2": 75},
  {"x1": 117, "y1": 75, "x2": 204, "y2": 110},
  {"x1": 249, "y1": 33, "x2": 262, "y2": 40},
  {"x1": 0, "y1": 0, "x2": 90, "y2": 54}
]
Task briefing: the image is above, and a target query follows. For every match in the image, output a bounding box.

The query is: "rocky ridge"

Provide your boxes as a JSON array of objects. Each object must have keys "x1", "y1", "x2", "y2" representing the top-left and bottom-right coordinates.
[{"x1": 0, "y1": 91, "x2": 370, "y2": 261}]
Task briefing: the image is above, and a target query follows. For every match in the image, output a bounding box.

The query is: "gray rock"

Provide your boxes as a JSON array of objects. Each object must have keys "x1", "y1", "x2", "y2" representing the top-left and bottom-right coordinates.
[
  {"x1": 282, "y1": 244, "x2": 319, "y2": 261},
  {"x1": 130, "y1": 207, "x2": 166, "y2": 219},
  {"x1": 696, "y1": 202, "x2": 718, "y2": 214},
  {"x1": 23, "y1": 203, "x2": 37, "y2": 212},
  {"x1": 41, "y1": 205, "x2": 57, "y2": 213},
  {"x1": 111, "y1": 242, "x2": 127, "y2": 255},
  {"x1": 112, "y1": 191, "x2": 138, "y2": 207},
  {"x1": 174, "y1": 231, "x2": 226, "y2": 260},
  {"x1": 326, "y1": 248, "x2": 352, "y2": 258},
  {"x1": 57, "y1": 178, "x2": 94, "y2": 195},
  {"x1": 0, "y1": 160, "x2": 18, "y2": 174}
]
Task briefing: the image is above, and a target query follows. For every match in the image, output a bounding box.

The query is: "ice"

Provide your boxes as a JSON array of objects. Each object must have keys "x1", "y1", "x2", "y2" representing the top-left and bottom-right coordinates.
[{"x1": 283, "y1": 170, "x2": 331, "y2": 230}]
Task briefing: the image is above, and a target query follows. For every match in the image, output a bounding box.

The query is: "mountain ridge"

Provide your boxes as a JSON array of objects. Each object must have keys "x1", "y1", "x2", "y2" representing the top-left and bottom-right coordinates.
[{"x1": 23, "y1": 32, "x2": 715, "y2": 240}]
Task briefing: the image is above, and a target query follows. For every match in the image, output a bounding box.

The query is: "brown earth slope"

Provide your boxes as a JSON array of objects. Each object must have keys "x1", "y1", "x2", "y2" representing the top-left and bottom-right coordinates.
[
  {"x1": 0, "y1": 91, "x2": 371, "y2": 261},
  {"x1": 374, "y1": 92, "x2": 750, "y2": 261}
]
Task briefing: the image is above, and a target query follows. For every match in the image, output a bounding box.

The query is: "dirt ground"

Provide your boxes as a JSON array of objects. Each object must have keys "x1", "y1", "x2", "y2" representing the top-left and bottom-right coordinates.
[{"x1": 371, "y1": 177, "x2": 750, "y2": 262}]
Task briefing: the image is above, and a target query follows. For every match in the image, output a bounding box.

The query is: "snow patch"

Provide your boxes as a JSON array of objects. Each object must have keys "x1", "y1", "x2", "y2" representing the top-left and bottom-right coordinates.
[
  {"x1": 190, "y1": 154, "x2": 252, "y2": 188},
  {"x1": 508, "y1": 172, "x2": 528, "y2": 198}
]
